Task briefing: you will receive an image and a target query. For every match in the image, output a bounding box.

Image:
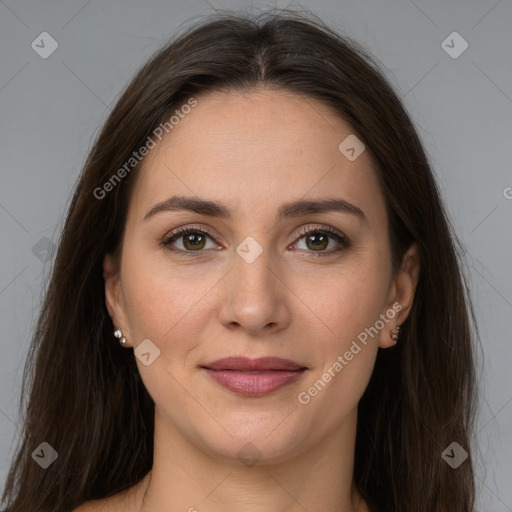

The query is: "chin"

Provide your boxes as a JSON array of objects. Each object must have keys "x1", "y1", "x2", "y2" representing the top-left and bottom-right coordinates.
[{"x1": 194, "y1": 411, "x2": 313, "y2": 466}]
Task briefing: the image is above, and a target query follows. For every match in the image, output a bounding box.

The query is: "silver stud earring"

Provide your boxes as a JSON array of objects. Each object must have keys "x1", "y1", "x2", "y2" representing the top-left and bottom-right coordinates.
[
  {"x1": 113, "y1": 327, "x2": 128, "y2": 347},
  {"x1": 391, "y1": 325, "x2": 401, "y2": 342}
]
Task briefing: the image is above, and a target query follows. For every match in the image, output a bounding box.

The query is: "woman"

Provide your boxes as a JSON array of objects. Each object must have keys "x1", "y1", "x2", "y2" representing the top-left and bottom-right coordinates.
[{"x1": 1, "y1": 9, "x2": 477, "y2": 512}]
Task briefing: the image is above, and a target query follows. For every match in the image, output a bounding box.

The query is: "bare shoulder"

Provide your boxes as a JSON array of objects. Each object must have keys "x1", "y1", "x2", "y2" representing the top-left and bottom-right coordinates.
[
  {"x1": 71, "y1": 503, "x2": 97, "y2": 512},
  {"x1": 71, "y1": 495, "x2": 121, "y2": 512}
]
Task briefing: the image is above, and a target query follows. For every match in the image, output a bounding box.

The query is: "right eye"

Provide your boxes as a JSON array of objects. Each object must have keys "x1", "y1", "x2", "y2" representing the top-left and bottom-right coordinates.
[{"x1": 161, "y1": 226, "x2": 222, "y2": 255}]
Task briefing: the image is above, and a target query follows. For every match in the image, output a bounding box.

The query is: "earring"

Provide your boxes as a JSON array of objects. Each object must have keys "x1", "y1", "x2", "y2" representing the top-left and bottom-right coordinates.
[
  {"x1": 113, "y1": 328, "x2": 128, "y2": 347},
  {"x1": 391, "y1": 325, "x2": 401, "y2": 343}
]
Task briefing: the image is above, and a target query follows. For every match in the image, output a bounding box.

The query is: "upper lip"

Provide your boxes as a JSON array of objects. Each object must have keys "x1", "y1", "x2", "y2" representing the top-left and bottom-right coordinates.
[{"x1": 202, "y1": 356, "x2": 307, "y2": 371}]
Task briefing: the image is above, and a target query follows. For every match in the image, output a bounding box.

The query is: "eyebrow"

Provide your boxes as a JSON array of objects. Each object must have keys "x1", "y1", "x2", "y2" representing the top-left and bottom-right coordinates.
[{"x1": 143, "y1": 195, "x2": 366, "y2": 222}]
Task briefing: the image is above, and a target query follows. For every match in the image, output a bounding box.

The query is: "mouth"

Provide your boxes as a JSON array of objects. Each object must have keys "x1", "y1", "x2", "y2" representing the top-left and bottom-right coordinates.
[{"x1": 201, "y1": 357, "x2": 308, "y2": 397}]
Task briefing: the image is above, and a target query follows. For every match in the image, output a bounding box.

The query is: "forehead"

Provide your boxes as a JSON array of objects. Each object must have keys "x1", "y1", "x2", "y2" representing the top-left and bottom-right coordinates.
[{"x1": 127, "y1": 88, "x2": 386, "y2": 227}]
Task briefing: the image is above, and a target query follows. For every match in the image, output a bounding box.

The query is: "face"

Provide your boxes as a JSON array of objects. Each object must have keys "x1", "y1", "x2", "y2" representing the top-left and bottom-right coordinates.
[{"x1": 104, "y1": 88, "x2": 418, "y2": 464}]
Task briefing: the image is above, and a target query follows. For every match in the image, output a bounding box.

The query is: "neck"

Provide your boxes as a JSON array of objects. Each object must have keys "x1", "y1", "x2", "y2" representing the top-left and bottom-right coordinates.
[{"x1": 139, "y1": 407, "x2": 368, "y2": 512}]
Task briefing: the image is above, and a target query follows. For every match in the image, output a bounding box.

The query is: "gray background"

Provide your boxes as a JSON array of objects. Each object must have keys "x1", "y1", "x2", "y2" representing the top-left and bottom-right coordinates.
[{"x1": 1, "y1": 0, "x2": 511, "y2": 509}]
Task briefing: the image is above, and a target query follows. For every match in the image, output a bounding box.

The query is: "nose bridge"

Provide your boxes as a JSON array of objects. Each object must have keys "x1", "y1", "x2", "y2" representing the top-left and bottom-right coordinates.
[
  {"x1": 233, "y1": 234, "x2": 276, "y2": 300},
  {"x1": 220, "y1": 233, "x2": 288, "y2": 333}
]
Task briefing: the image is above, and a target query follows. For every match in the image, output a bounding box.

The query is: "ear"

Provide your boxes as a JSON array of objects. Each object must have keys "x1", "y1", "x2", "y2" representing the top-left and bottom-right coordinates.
[
  {"x1": 379, "y1": 243, "x2": 420, "y2": 348},
  {"x1": 103, "y1": 253, "x2": 132, "y2": 347}
]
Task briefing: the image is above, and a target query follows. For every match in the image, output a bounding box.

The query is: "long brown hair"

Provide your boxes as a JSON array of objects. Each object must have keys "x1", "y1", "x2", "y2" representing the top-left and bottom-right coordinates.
[{"x1": 1, "y1": 8, "x2": 477, "y2": 511}]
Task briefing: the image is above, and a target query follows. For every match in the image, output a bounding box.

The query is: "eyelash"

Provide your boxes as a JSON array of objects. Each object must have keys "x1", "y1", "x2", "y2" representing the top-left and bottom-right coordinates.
[{"x1": 161, "y1": 224, "x2": 350, "y2": 259}]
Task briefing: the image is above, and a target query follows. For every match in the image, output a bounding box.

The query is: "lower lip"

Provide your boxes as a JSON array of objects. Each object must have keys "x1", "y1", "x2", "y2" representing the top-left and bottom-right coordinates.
[{"x1": 203, "y1": 368, "x2": 306, "y2": 396}]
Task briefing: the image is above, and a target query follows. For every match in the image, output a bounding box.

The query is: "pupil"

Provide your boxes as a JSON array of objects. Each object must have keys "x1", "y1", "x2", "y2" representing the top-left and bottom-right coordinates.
[
  {"x1": 186, "y1": 233, "x2": 204, "y2": 249},
  {"x1": 308, "y1": 233, "x2": 327, "y2": 250}
]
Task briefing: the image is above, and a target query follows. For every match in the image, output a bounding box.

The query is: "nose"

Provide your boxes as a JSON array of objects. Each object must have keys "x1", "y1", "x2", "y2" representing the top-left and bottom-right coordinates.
[{"x1": 218, "y1": 243, "x2": 291, "y2": 337}]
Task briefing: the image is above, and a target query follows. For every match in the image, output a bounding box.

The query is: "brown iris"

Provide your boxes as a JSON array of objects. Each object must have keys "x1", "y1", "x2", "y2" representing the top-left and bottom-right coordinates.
[
  {"x1": 182, "y1": 231, "x2": 207, "y2": 250},
  {"x1": 305, "y1": 232, "x2": 329, "y2": 251}
]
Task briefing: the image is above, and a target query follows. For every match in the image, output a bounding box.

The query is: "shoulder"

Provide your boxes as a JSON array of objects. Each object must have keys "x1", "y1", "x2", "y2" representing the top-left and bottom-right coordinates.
[
  {"x1": 71, "y1": 498, "x2": 114, "y2": 511},
  {"x1": 71, "y1": 494, "x2": 124, "y2": 512}
]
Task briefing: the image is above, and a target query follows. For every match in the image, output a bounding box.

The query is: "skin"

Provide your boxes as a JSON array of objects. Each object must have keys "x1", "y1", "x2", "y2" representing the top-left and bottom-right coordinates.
[{"x1": 90, "y1": 88, "x2": 419, "y2": 512}]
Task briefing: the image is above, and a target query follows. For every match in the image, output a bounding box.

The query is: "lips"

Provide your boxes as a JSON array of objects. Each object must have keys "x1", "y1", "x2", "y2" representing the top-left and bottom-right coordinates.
[
  {"x1": 201, "y1": 357, "x2": 307, "y2": 396},
  {"x1": 203, "y1": 356, "x2": 306, "y2": 372}
]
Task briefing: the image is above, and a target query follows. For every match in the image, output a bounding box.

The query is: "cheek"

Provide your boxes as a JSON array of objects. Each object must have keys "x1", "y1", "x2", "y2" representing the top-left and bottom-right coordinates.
[
  {"x1": 316, "y1": 257, "x2": 391, "y2": 342},
  {"x1": 297, "y1": 289, "x2": 381, "y2": 423},
  {"x1": 120, "y1": 249, "x2": 225, "y2": 385},
  {"x1": 122, "y1": 270, "x2": 174, "y2": 343},
  {"x1": 119, "y1": 256, "x2": 213, "y2": 412},
  {"x1": 297, "y1": 257, "x2": 390, "y2": 412},
  {"x1": 121, "y1": 245, "x2": 211, "y2": 340}
]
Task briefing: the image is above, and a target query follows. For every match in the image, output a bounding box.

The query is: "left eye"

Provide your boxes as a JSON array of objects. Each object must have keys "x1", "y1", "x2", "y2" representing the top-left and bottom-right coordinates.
[{"x1": 291, "y1": 227, "x2": 349, "y2": 255}]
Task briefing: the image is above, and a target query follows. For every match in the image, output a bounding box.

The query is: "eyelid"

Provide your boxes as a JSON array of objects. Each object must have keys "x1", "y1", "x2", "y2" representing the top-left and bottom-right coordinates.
[{"x1": 294, "y1": 224, "x2": 348, "y2": 244}]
